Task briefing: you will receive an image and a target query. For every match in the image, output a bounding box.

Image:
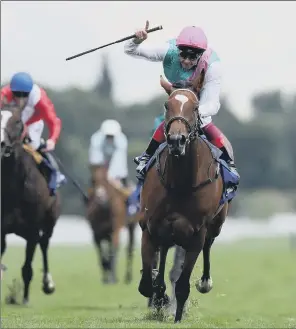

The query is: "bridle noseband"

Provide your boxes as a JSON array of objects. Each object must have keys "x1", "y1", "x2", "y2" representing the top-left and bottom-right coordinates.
[{"x1": 163, "y1": 88, "x2": 202, "y2": 146}]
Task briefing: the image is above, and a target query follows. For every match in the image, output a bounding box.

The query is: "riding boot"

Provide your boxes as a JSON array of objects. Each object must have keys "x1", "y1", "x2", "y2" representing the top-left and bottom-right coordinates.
[
  {"x1": 40, "y1": 151, "x2": 67, "y2": 188},
  {"x1": 219, "y1": 147, "x2": 240, "y2": 179},
  {"x1": 134, "y1": 138, "x2": 161, "y2": 181}
]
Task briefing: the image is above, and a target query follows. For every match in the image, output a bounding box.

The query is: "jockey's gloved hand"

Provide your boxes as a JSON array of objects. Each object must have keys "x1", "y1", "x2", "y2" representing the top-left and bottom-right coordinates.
[
  {"x1": 134, "y1": 20, "x2": 149, "y2": 44},
  {"x1": 43, "y1": 139, "x2": 56, "y2": 152}
]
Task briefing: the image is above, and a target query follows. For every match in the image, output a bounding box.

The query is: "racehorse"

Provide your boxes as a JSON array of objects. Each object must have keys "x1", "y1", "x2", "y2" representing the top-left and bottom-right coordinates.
[
  {"x1": 85, "y1": 165, "x2": 136, "y2": 284},
  {"x1": 137, "y1": 72, "x2": 234, "y2": 322},
  {"x1": 1, "y1": 105, "x2": 61, "y2": 304}
]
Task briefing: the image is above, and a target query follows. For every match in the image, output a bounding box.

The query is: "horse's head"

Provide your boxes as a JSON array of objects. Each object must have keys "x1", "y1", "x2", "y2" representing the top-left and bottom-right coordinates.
[
  {"x1": 160, "y1": 70, "x2": 206, "y2": 157},
  {"x1": 1, "y1": 105, "x2": 25, "y2": 158}
]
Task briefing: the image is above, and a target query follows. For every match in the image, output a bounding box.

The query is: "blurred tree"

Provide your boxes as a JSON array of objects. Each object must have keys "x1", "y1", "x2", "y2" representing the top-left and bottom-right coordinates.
[{"x1": 93, "y1": 54, "x2": 113, "y2": 102}]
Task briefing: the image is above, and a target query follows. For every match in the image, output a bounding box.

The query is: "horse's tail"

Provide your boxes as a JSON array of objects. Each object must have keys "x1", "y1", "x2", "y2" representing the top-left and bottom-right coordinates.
[{"x1": 158, "y1": 213, "x2": 195, "y2": 246}]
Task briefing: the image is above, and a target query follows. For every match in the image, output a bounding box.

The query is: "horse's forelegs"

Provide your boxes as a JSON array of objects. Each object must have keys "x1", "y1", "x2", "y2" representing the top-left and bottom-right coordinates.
[
  {"x1": 168, "y1": 245, "x2": 186, "y2": 314},
  {"x1": 197, "y1": 204, "x2": 228, "y2": 294},
  {"x1": 22, "y1": 239, "x2": 38, "y2": 304},
  {"x1": 148, "y1": 249, "x2": 160, "y2": 307},
  {"x1": 125, "y1": 223, "x2": 135, "y2": 284},
  {"x1": 139, "y1": 228, "x2": 156, "y2": 298},
  {"x1": 174, "y1": 227, "x2": 206, "y2": 323},
  {"x1": 39, "y1": 233, "x2": 55, "y2": 295},
  {"x1": 196, "y1": 236, "x2": 214, "y2": 294},
  {"x1": 153, "y1": 246, "x2": 170, "y2": 310},
  {"x1": 109, "y1": 240, "x2": 118, "y2": 284},
  {"x1": 95, "y1": 236, "x2": 110, "y2": 284}
]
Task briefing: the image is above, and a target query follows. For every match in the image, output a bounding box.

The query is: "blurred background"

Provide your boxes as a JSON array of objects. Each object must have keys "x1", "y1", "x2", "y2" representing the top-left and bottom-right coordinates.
[{"x1": 2, "y1": 1, "x2": 296, "y2": 244}]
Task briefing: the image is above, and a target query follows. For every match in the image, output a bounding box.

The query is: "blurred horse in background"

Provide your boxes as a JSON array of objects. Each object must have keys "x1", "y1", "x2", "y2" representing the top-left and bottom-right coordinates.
[
  {"x1": 1, "y1": 105, "x2": 61, "y2": 304},
  {"x1": 85, "y1": 164, "x2": 137, "y2": 284}
]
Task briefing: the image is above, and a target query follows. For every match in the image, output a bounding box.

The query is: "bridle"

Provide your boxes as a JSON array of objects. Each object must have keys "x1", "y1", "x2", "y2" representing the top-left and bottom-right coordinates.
[{"x1": 163, "y1": 88, "x2": 202, "y2": 147}]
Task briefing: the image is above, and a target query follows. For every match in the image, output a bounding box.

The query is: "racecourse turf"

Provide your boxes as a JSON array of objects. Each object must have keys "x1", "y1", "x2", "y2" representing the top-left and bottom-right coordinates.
[{"x1": 1, "y1": 237, "x2": 295, "y2": 328}]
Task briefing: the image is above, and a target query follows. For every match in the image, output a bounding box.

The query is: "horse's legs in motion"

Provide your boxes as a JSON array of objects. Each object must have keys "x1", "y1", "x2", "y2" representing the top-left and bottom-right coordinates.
[
  {"x1": 139, "y1": 228, "x2": 156, "y2": 298},
  {"x1": 39, "y1": 228, "x2": 55, "y2": 294},
  {"x1": 168, "y1": 245, "x2": 186, "y2": 313},
  {"x1": 94, "y1": 234, "x2": 110, "y2": 284},
  {"x1": 22, "y1": 237, "x2": 39, "y2": 304},
  {"x1": 175, "y1": 227, "x2": 206, "y2": 323},
  {"x1": 125, "y1": 222, "x2": 135, "y2": 284},
  {"x1": 148, "y1": 249, "x2": 159, "y2": 307},
  {"x1": 153, "y1": 246, "x2": 170, "y2": 310},
  {"x1": 196, "y1": 205, "x2": 228, "y2": 294}
]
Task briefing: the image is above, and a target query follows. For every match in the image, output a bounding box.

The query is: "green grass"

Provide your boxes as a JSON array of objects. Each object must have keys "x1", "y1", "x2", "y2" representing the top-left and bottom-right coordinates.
[{"x1": 1, "y1": 238, "x2": 296, "y2": 328}]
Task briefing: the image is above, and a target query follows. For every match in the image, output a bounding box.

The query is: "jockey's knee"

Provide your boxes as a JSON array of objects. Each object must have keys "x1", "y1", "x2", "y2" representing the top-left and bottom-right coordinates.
[
  {"x1": 203, "y1": 123, "x2": 234, "y2": 161},
  {"x1": 203, "y1": 122, "x2": 224, "y2": 148}
]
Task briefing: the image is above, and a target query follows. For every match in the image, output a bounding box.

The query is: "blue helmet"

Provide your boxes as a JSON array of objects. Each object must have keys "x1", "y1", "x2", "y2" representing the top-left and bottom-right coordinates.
[{"x1": 10, "y1": 72, "x2": 34, "y2": 93}]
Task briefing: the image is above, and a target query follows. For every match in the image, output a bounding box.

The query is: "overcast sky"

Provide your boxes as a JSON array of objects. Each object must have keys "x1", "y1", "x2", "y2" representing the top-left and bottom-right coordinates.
[{"x1": 1, "y1": 1, "x2": 295, "y2": 120}]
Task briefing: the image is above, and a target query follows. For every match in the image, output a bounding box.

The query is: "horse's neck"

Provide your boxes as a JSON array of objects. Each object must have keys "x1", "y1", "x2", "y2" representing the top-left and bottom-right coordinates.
[{"x1": 165, "y1": 138, "x2": 200, "y2": 190}]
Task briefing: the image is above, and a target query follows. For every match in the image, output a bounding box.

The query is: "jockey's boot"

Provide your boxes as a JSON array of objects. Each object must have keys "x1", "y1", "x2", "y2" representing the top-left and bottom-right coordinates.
[
  {"x1": 134, "y1": 138, "x2": 161, "y2": 181},
  {"x1": 41, "y1": 152, "x2": 67, "y2": 189},
  {"x1": 203, "y1": 122, "x2": 240, "y2": 179}
]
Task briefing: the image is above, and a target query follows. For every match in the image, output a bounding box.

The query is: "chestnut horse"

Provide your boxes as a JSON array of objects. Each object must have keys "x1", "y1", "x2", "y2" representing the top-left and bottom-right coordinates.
[
  {"x1": 1, "y1": 105, "x2": 61, "y2": 304},
  {"x1": 85, "y1": 165, "x2": 136, "y2": 284},
  {"x1": 138, "y1": 72, "x2": 231, "y2": 322}
]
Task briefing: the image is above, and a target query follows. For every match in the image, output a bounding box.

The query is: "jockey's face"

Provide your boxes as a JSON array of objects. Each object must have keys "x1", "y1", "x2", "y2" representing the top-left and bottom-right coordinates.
[
  {"x1": 178, "y1": 47, "x2": 203, "y2": 70},
  {"x1": 12, "y1": 92, "x2": 29, "y2": 110},
  {"x1": 105, "y1": 135, "x2": 115, "y2": 143}
]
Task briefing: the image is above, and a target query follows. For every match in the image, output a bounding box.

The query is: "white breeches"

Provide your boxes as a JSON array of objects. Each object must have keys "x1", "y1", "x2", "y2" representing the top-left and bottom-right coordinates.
[
  {"x1": 200, "y1": 115, "x2": 212, "y2": 128},
  {"x1": 27, "y1": 120, "x2": 44, "y2": 150}
]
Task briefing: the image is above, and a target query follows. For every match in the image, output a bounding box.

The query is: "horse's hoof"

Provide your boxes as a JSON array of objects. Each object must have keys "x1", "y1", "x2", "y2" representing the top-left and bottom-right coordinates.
[
  {"x1": 23, "y1": 298, "x2": 29, "y2": 305},
  {"x1": 196, "y1": 277, "x2": 213, "y2": 294},
  {"x1": 138, "y1": 279, "x2": 153, "y2": 298},
  {"x1": 42, "y1": 284, "x2": 55, "y2": 295}
]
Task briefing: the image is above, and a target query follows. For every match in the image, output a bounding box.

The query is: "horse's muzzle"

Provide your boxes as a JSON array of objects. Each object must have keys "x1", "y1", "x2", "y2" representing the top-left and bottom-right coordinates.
[{"x1": 167, "y1": 133, "x2": 187, "y2": 156}]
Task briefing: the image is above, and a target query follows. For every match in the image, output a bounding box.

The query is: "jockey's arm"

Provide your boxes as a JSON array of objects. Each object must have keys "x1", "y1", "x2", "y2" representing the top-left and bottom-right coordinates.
[
  {"x1": 198, "y1": 61, "x2": 222, "y2": 119},
  {"x1": 33, "y1": 90, "x2": 61, "y2": 144},
  {"x1": 88, "y1": 132, "x2": 104, "y2": 165},
  {"x1": 124, "y1": 39, "x2": 169, "y2": 62}
]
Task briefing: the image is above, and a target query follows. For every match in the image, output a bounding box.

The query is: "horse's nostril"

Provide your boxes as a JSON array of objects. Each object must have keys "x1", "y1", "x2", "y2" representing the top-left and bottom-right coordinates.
[
  {"x1": 1, "y1": 141, "x2": 5, "y2": 149},
  {"x1": 180, "y1": 135, "x2": 186, "y2": 144}
]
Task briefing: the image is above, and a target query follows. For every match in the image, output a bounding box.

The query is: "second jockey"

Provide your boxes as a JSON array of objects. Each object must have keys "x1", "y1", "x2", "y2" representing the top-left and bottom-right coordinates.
[
  {"x1": 124, "y1": 21, "x2": 239, "y2": 182},
  {"x1": 88, "y1": 119, "x2": 129, "y2": 189},
  {"x1": 1, "y1": 72, "x2": 66, "y2": 191}
]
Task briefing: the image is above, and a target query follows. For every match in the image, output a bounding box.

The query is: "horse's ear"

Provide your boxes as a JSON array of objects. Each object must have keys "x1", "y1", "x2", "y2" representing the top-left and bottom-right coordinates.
[
  {"x1": 160, "y1": 75, "x2": 173, "y2": 95},
  {"x1": 192, "y1": 69, "x2": 206, "y2": 95}
]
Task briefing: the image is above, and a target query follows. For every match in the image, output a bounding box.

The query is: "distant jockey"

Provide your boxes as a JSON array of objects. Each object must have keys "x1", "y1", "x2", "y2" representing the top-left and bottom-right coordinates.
[
  {"x1": 1, "y1": 72, "x2": 66, "y2": 193},
  {"x1": 124, "y1": 21, "x2": 240, "y2": 183},
  {"x1": 88, "y1": 119, "x2": 129, "y2": 190}
]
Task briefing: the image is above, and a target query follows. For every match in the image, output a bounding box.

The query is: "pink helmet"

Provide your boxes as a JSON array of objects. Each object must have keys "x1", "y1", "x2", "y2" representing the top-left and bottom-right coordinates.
[{"x1": 176, "y1": 26, "x2": 208, "y2": 50}]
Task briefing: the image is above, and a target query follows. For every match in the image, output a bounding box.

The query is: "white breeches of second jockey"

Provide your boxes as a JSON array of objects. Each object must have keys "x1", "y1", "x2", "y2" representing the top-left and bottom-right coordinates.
[{"x1": 27, "y1": 120, "x2": 44, "y2": 150}]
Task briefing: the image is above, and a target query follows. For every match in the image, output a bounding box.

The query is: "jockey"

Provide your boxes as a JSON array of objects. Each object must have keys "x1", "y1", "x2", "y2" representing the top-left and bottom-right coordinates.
[
  {"x1": 124, "y1": 22, "x2": 239, "y2": 181},
  {"x1": 88, "y1": 119, "x2": 129, "y2": 189},
  {"x1": 0, "y1": 72, "x2": 66, "y2": 190}
]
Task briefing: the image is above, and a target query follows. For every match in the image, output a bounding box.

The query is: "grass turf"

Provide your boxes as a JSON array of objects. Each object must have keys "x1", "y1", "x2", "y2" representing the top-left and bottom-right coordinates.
[{"x1": 1, "y1": 237, "x2": 295, "y2": 328}]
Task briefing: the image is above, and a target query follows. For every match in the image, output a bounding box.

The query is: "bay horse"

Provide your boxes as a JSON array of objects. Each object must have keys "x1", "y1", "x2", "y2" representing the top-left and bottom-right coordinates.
[
  {"x1": 85, "y1": 165, "x2": 136, "y2": 284},
  {"x1": 1, "y1": 105, "x2": 61, "y2": 304},
  {"x1": 138, "y1": 72, "x2": 232, "y2": 322}
]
